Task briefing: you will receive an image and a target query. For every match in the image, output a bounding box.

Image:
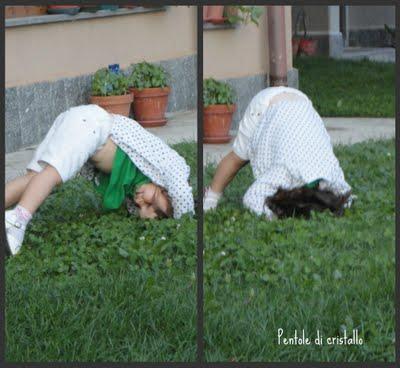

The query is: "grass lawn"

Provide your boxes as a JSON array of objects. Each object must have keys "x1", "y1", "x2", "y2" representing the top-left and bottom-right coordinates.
[
  {"x1": 6, "y1": 142, "x2": 197, "y2": 362},
  {"x1": 204, "y1": 140, "x2": 395, "y2": 362},
  {"x1": 294, "y1": 56, "x2": 395, "y2": 117}
]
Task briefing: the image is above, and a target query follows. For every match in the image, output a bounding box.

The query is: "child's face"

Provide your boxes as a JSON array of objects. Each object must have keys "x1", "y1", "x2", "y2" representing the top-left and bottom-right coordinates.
[{"x1": 134, "y1": 183, "x2": 170, "y2": 219}]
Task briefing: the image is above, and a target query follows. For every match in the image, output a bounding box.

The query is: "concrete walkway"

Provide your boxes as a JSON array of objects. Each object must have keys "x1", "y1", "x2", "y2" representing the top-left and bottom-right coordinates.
[
  {"x1": 204, "y1": 117, "x2": 395, "y2": 165},
  {"x1": 5, "y1": 113, "x2": 396, "y2": 176},
  {"x1": 337, "y1": 47, "x2": 395, "y2": 63},
  {"x1": 6, "y1": 110, "x2": 196, "y2": 183}
]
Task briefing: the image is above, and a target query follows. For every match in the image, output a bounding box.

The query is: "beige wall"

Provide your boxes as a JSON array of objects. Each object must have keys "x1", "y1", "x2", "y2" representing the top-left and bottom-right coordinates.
[
  {"x1": 204, "y1": 6, "x2": 292, "y2": 80},
  {"x1": 6, "y1": 6, "x2": 196, "y2": 87},
  {"x1": 348, "y1": 6, "x2": 395, "y2": 30}
]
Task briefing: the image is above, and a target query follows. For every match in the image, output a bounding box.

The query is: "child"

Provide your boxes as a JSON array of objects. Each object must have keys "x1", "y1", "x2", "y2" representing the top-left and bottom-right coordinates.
[
  {"x1": 204, "y1": 86, "x2": 353, "y2": 219},
  {"x1": 6, "y1": 105, "x2": 194, "y2": 255}
]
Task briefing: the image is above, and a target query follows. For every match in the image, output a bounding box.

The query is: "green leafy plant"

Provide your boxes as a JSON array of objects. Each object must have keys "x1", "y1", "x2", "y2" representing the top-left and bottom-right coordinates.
[
  {"x1": 203, "y1": 78, "x2": 235, "y2": 107},
  {"x1": 91, "y1": 67, "x2": 129, "y2": 96},
  {"x1": 128, "y1": 61, "x2": 169, "y2": 89},
  {"x1": 225, "y1": 6, "x2": 263, "y2": 26}
]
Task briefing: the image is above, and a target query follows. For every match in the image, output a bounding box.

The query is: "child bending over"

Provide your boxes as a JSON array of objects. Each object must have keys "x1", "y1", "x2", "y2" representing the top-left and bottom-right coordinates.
[
  {"x1": 204, "y1": 86, "x2": 353, "y2": 219},
  {"x1": 6, "y1": 105, "x2": 194, "y2": 255}
]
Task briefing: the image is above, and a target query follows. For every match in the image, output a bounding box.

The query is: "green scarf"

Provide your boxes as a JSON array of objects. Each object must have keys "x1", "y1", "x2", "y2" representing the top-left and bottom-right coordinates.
[
  {"x1": 304, "y1": 179, "x2": 321, "y2": 189},
  {"x1": 96, "y1": 146, "x2": 151, "y2": 210}
]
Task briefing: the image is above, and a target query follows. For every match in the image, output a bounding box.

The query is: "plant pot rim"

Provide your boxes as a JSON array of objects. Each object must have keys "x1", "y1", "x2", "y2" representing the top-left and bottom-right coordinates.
[
  {"x1": 90, "y1": 93, "x2": 133, "y2": 104},
  {"x1": 130, "y1": 86, "x2": 171, "y2": 97},
  {"x1": 204, "y1": 104, "x2": 236, "y2": 112}
]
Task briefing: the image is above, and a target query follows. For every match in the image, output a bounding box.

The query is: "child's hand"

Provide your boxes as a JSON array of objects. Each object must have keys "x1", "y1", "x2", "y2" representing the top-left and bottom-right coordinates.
[{"x1": 203, "y1": 187, "x2": 222, "y2": 212}]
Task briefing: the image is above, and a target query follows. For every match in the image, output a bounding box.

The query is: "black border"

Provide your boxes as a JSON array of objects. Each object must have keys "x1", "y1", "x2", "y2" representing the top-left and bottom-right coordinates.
[
  {"x1": 1, "y1": 3, "x2": 5, "y2": 367},
  {"x1": 197, "y1": 4, "x2": 204, "y2": 364},
  {"x1": 2, "y1": 1, "x2": 399, "y2": 5},
  {"x1": 395, "y1": 1, "x2": 399, "y2": 366}
]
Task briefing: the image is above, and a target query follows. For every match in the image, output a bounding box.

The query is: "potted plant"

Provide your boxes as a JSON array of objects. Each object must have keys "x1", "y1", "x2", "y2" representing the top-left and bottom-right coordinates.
[
  {"x1": 128, "y1": 62, "x2": 170, "y2": 127},
  {"x1": 90, "y1": 64, "x2": 133, "y2": 116},
  {"x1": 47, "y1": 6, "x2": 80, "y2": 15},
  {"x1": 225, "y1": 6, "x2": 263, "y2": 26},
  {"x1": 295, "y1": 8, "x2": 318, "y2": 56},
  {"x1": 6, "y1": 6, "x2": 47, "y2": 18},
  {"x1": 203, "y1": 6, "x2": 225, "y2": 24},
  {"x1": 203, "y1": 6, "x2": 209, "y2": 21},
  {"x1": 203, "y1": 78, "x2": 236, "y2": 144}
]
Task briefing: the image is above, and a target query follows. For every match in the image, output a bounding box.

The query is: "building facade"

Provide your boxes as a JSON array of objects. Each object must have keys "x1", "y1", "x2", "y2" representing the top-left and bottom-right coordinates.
[{"x1": 5, "y1": 6, "x2": 197, "y2": 153}]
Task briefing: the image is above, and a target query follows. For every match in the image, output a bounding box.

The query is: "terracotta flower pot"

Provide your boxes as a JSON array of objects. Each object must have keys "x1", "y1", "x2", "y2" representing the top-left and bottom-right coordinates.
[
  {"x1": 299, "y1": 38, "x2": 318, "y2": 56},
  {"x1": 203, "y1": 104, "x2": 236, "y2": 144},
  {"x1": 90, "y1": 93, "x2": 133, "y2": 116},
  {"x1": 130, "y1": 87, "x2": 170, "y2": 127},
  {"x1": 203, "y1": 6, "x2": 209, "y2": 21},
  {"x1": 206, "y1": 6, "x2": 225, "y2": 24},
  {"x1": 6, "y1": 6, "x2": 47, "y2": 18}
]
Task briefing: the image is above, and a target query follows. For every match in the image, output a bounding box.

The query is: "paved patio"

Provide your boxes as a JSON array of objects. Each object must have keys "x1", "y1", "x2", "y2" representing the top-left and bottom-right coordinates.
[
  {"x1": 6, "y1": 110, "x2": 196, "y2": 183},
  {"x1": 337, "y1": 47, "x2": 395, "y2": 63},
  {"x1": 204, "y1": 117, "x2": 395, "y2": 165},
  {"x1": 5, "y1": 112, "x2": 396, "y2": 177}
]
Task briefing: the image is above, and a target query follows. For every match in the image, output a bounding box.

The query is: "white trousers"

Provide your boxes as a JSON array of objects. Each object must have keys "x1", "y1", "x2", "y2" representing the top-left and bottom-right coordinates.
[{"x1": 27, "y1": 105, "x2": 112, "y2": 182}]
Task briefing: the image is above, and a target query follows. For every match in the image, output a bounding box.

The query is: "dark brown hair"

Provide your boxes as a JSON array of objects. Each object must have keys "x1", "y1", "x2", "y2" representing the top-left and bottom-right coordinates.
[{"x1": 266, "y1": 187, "x2": 351, "y2": 219}]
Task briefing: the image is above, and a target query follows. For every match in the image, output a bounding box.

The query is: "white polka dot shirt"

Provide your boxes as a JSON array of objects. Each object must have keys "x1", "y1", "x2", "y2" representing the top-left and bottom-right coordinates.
[{"x1": 243, "y1": 99, "x2": 352, "y2": 219}]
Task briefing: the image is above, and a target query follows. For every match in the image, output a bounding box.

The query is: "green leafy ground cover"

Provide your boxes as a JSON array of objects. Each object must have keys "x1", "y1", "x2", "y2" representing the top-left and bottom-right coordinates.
[
  {"x1": 6, "y1": 142, "x2": 197, "y2": 362},
  {"x1": 204, "y1": 140, "x2": 395, "y2": 362},
  {"x1": 294, "y1": 57, "x2": 395, "y2": 117}
]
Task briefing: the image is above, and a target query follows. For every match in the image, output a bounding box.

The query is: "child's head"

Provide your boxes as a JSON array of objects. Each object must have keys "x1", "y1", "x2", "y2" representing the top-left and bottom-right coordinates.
[{"x1": 134, "y1": 183, "x2": 173, "y2": 219}]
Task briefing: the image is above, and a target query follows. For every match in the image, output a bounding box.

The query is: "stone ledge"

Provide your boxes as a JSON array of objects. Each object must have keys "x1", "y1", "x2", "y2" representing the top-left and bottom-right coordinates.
[
  {"x1": 203, "y1": 22, "x2": 237, "y2": 30},
  {"x1": 6, "y1": 6, "x2": 167, "y2": 28}
]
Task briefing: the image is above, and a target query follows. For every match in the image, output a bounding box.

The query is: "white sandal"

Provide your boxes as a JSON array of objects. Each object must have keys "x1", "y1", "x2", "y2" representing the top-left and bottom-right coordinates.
[{"x1": 5, "y1": 210, "x2": 26, "y2": 256}]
